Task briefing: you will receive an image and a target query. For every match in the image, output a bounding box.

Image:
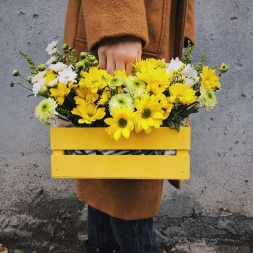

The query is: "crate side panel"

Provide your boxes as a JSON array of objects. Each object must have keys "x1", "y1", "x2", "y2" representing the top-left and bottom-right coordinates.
[
  {"x1": 50, "y1": 127, "x2": 191, "y2": 150},
  {"x1": 51, "y1": 155, "x2": 190, "y2": 179}
]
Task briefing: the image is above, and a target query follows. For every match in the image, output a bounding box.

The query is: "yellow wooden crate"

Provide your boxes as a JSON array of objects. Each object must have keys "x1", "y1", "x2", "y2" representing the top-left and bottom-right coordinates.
[{"x1": 50, "y1": 125, "x2": 191, "y2": 179}]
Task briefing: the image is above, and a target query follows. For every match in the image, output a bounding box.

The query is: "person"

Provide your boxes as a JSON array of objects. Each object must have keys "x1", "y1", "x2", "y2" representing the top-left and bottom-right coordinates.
[{"x1": 63, "y1": 1, "x2": 195, "y2": 252}]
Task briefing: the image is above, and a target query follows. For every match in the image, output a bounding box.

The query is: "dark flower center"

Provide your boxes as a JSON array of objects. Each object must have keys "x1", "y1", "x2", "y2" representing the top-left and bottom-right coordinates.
[
  {"x1": 42, "y1": 104, "x2": 48, "y2": 112},
  {"x1": 142, "y1": 109, "x2": 151, "y2": 119},
  {"x1": 118, "y1": 118, "x2": 127, "y2": 128}
]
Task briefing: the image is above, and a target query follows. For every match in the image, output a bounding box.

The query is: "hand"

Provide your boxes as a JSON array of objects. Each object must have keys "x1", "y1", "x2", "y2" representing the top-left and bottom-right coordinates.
[{"x1": 98, "y1": 36, "x2": 142, "y2": 75}]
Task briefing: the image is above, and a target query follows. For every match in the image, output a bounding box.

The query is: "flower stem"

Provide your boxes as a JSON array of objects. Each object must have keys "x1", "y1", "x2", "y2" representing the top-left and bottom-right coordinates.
[
  {"x1": 16, "y1": 83, "x2": 32, "y2": 91},
  {"x1": 19, "y1": 74, "x2": 32, "y2": 85},
  {"x1": 55, "y1": 114, "x2": 69, "y2": 121}
]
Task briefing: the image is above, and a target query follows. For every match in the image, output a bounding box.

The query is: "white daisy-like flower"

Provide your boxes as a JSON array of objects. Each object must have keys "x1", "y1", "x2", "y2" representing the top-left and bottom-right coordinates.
[
  {"x1": 46, "y1": 41, "x2": 58, "y2": 55},
  {"x1": 35, "y1": 98, "x2": 58, "y2": 124},
  {"x1": 182, "y1": 64, "x2": 198, "y2": 79},
  {"x1": 48, "y1": 78, "x2": 58, "y2": 87},
  {"x1": 166, "y1": 57, "x2": 184, "y2": 73},
  {"x1": 32, "y1": 78, "x2": 46, "y2": 95},
  {"x1": 184, "y1": 77, "x2": 198, "y2": 87},
  {"x1": 182, "y1": 64, "x2": 199, "y2": 87},
  {"x1": 58, "y1": 65, "x2": 77, "y2": 84},
  {"x1": 125, "y1": 76, "x2": 146, "y2": 99},
  {"x1": 49, "y1": 62, "x2": 68, "y2": 73},
  {"x1": 31, "y1": 70, "x2": 46, "y2": 84},
  {"x1": 46, "y1": 56, "x2": 57, "y2": 66},
  {"x1": 107, "y1": 76, "x2": 124, "y2": 88},
  {"x1": 198, "y1": 86, "x2": 217, "y2": 110},
  {"x1": 109, "y1": 94, "x2": 135, "y2": 114}
]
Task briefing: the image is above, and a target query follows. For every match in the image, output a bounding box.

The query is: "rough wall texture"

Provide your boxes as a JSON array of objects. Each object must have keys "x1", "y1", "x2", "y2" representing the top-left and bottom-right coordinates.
[{"x1": 0, "y1": 0, "x2": 253, "y2": 252}]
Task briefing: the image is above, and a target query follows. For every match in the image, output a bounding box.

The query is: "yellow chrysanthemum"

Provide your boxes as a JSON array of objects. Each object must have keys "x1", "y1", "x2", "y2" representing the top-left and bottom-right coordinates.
[
  {"x1": 45, "y1": 70, "x2": 57, "y2": 87},
  {"x1": 97, "y1": 87, "x2": 111, "y2": 106},
  {"x1": 200, "y1": 66, "x2": 221, "y2": 91},
  {"x1": 50, "y1": 82, "x2": 70, "y2": 105},
  {"x1": 79, "y1": 67, "x2": 110, "y2": 93},
  {"x1": 117, "y1": 86, "x2": 125, "y2": 94},
  {"x1": 159, "y1": 94, "x2": 174, "y2": 119},
  {"x1": 71, "y1": 102, "x2": 106, "y2": 124},
  {"x1": 104, "y1": 107, "x2": 135, "y2": 141},
  {"x1": 134, "y1": 94, "x2": 165, "y2": 133},
  {"x1": 74, "y1": 96, "x2": 86, "y2": 105},
  {"x1": 67, "y1": 81, "x2": 78, "y2": 90},
  {"x1": 137, "y1": 68, "x2": 171, "y2": 94},
  {"x1": 114, "y1": 69, "x2": 127, "y2": 79},
  {"x1": 134, "y1": 58, "x2": 166, "y2": 72},
  {"x1": 168, "y1": 83, "x2": 197, "y2": 105},
  {"x1": 75, "y1": 86, "x2": 99, "y2": 103}
]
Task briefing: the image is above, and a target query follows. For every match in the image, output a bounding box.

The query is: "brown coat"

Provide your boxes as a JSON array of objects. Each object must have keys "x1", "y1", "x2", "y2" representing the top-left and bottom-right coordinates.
[{"x1": 64, "y1": 0, "x2": 195, "y2": 220}]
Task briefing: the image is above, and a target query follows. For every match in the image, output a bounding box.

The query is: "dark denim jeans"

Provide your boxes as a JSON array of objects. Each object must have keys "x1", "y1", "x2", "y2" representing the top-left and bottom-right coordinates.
[{"x1": 88, "y1": 205, "x2": 160, "y2": 253}]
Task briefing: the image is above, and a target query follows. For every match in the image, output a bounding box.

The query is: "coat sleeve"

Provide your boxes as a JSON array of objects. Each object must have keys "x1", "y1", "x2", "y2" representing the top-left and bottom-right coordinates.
[
  {"x1": 184, "y1": 0, "x2": 196, "y2": 46},
  {"x1": 81, "y1": 0, "x2": 149, "y2": 51},
  {"x1": 63, "y1": 0, "x2": 82, "y2": 48}
]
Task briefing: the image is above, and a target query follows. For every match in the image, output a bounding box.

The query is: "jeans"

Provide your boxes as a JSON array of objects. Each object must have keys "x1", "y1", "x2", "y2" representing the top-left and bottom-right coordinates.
[{"x1": 88, "y1": 205, "x2": 160, "y2": 253}]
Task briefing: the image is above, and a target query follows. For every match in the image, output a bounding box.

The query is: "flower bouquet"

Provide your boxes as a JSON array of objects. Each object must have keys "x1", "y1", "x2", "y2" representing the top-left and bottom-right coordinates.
[{"x1": 10, "y1": 41, "x2": 228, "y2": 179}]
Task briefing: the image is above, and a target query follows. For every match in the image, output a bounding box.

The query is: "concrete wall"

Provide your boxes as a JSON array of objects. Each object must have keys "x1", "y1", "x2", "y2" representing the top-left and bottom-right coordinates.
[{"x1": 1, "y1": 0, "x2": 253, "y2": 252}]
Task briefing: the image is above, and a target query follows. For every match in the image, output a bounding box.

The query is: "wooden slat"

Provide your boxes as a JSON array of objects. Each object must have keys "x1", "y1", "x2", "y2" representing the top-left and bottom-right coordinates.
[
  {"x1": 51, "y1": 155, "x2": 190, "y2": 179},
  {"x1": 50, "y1": 126, "x2": 191, "y2": 150}
]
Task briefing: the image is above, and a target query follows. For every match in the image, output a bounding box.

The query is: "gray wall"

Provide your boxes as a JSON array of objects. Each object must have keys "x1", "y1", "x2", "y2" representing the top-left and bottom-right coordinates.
[{"x1": 1, "y1": 0, "x2": 253, "y2": 252}]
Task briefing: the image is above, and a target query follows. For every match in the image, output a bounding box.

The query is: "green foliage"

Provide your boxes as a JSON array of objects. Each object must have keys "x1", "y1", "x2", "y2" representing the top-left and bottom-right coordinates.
[{"x1": 19, "y1": 50, "x2": 39, "y2": 75}]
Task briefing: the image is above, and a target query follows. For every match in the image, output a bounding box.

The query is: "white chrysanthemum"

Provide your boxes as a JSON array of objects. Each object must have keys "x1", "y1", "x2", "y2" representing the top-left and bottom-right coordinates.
[
  {"x1": 46, "y1": 56, "x2": 57, "y2": 66},
  {"x1": 49, "y1": 62, "x2": 68, "y2": 73},
  {"x1": 33, "y1": 78, "x2": 46, "y2": 95},
  {"x1": 48, "y1": 78, "x2": 58, "y2": 87},
  {"x1": 182, "y1": 64, "x2": 198, "y2": 78},
  {"x1": 182, "y1": 64, "x2": 199, "y2": 87},
  {"x1": 46, "y1": 41, "x2": 58, "y2": 55},
  {"x1": 166, "y1": 57, "x2": 184, "y2": 73},
  {"x1": 125, "y1": 76, "x2": 146, "y2": 99},
  {"x1": 109, "y1": 94, "x2": 135, "y2": 114},
  {"x1": 198, "y1": 86, "x2": 217, "y2": 110},
  {"x1": 31, "y1": 70, "x2": 46, "y2": 84},
  {"x1": 35, "y1": 98, "x2": 58, "y2": 124},
  {"x1": 58, "y1": 65, "x2": 77, "y2": 84},
  {"x1": 107, "y1": 76, "x2": 124, "y2": 88},
  {"x1": 184, "y1": 77, "x2": 198, "y2": 87}
]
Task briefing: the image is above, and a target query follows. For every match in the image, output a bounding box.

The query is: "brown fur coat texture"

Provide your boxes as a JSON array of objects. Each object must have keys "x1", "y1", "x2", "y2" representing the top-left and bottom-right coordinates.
[{"x1": 63, "y1": 0, "x2": 195, "y2": 220}]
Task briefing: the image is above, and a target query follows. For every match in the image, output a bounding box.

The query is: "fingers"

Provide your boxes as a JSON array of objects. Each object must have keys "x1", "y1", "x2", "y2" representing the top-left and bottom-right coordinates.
[
  {"x1": 106, "y1": 57, "x2": 116, "y2": 75},
  {"x1": 116, "y1": 60, "x2": 126, "y2": 73},
  {"x1": 98, "y1": 36, "x2": 142, "y2": 75},
  {"x1": 98, "y1": 50, "x2": 107, "y2": 70},
  {"x1": 126, "y1": 62, "x2": 134, "y2": 75}
]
